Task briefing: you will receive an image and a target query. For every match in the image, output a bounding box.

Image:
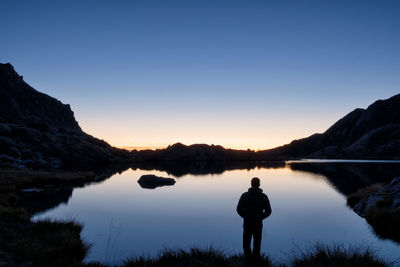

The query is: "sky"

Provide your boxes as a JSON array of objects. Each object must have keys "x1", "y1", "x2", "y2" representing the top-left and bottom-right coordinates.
[{"x1": 1, "y1": 0, "x2": 399, "y2": 150}]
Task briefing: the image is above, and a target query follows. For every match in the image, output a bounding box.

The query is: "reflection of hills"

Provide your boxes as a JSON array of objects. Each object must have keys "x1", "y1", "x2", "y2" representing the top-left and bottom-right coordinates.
[
  {"x1": 288, "y1": 162, "x2": 400, "y2": 196},
  {"x1": 130, "y1": 160, "x2": 285, "y2": 177},
  {"x1": 19, "y1": 187, "x2": 74, "y2": 215},
  {"x1": 21, "y1": 162, "x2": 285, "y2": 215},
  {"x1": 19, "y1": 165, "x2": 129, "y2": 216},
  {"x1": 22, "y1": 161, "x2": 400, "y2": 219}
]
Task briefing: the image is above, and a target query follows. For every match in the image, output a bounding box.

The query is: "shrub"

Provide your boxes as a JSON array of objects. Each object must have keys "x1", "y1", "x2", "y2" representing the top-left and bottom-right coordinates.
[
  {"x1": 290, "y1": 243, "x2": 388, "y2": 267},
  {"x1": 15, "y1": 219, "x2": 89, "y2": 266}
]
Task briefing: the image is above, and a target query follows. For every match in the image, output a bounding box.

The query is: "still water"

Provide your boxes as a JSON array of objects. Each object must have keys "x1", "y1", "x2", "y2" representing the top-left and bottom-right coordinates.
[{"x1": 33, "y1": 162, "x2": 400, "y2": 264}]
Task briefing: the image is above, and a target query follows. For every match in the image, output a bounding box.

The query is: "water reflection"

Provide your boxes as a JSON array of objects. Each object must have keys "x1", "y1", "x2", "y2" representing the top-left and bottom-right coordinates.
[
  {"x1": 130, "y1": 160, "x2": 285, "y2": 177},
  {"x1": 27, "y1": 161, "x2": 400, "y2": 264},
  {"x1": 288, "y1": 161, "x2": 400, "y2": 195}
]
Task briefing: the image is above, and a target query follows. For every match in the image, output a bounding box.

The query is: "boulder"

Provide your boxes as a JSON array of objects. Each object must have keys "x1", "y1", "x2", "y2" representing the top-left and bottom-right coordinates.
[
  {"x1": 137, "y1": 174, "x2": 175, "y2": 189},
  {"x1": 352, "y1": 177, "x2": 400, "y2": 217},
  {"x1": 348, "y1": 176, "x2": 400, "y2": 243}
]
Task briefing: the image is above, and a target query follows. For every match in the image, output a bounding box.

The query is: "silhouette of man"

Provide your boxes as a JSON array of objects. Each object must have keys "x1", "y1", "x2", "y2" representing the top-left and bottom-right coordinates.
[{"x1": 236, "y1": 177, "x2": 272, "y2": 264}]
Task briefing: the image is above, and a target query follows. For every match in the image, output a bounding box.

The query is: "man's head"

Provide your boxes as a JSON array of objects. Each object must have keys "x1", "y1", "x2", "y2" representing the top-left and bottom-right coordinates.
[{"x1": 251, "y1": 177, "x2": 260, "y2": 188}]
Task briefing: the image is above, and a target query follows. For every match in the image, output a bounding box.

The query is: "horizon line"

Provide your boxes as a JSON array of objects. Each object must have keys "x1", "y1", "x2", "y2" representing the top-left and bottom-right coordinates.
[{"x1": 116, "y1": 143, "x2": 270, "y2": 152}]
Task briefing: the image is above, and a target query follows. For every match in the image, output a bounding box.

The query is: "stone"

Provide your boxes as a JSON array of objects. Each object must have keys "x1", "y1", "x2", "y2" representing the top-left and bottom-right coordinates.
[{"x1": 137, "y1": 175, "x2": 176, "y2": 189}]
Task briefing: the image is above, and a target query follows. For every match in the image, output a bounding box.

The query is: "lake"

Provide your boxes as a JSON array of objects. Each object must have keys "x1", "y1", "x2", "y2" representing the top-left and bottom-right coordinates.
[{"x1": 32, "y1": 161, "x2": 400, "y2": 265}]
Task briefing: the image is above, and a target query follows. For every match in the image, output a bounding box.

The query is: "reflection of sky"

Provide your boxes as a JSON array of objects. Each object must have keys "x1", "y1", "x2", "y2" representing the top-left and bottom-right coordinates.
[
  {"x1": 2, "y1": 1, "x2": 400, "y2": 149},
  {"x1": 33, "y1": 167, "x2": 400, "y2": 264}
]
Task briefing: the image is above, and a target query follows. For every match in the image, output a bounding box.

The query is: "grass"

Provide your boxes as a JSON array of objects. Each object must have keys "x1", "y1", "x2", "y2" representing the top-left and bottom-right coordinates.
[
  {"x1": 122, "y1": 248, "x2": 270, "y2": 267},
  {"x1": 15, "y1": 219, "x2": 90, "y2": 266},
  {"x1": 290, "y1": 243, "x2": 388, "y2": 267},
  {"x1": 0, "y1": 181, "x2": 89, "y2": 267},
  {"x1": 83, "y1": 248, "x2": 271, "y2": 267},
  {"x1": 79, "y1": 246, "x2": 391, "y2": 267}
]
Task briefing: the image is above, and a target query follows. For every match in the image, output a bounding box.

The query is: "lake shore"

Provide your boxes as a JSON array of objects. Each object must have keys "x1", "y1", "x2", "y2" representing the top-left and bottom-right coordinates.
[{"x1": 347, "y1": 176, "x2": 400, "y2": 243}]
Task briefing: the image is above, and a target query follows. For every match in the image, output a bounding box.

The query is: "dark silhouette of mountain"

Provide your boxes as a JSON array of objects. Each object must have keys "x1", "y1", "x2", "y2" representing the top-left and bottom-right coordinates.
[
  {"x1": 0, "y1": 63, "x2": 130, "y2": 170},
  {"x1": 132, "y1": 143, "x2": 258, "y2": 162},
  {"x1": 257, "y1": 94, "x2": 400, "y2": 159},
  {"x1": 0, "y1": 63, "x2": 81, "y2": 132}
]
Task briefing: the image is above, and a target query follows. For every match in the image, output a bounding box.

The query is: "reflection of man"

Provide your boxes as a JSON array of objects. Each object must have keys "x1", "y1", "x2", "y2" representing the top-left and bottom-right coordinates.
[{"x1": 236, "y1": 177, "x2": 272, "y2": 264}]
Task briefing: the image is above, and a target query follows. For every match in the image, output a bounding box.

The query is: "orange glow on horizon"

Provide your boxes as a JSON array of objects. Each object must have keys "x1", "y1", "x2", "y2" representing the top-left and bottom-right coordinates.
[
  {"x1": 116, "y1": 141, "x2": 284, "y2": 151},
  {"x1": 118, "y1": 146, "x2": 167, "y2": 151},
  {"x1": 77, "y1": 111, "x2": 336, "y2": 152}
]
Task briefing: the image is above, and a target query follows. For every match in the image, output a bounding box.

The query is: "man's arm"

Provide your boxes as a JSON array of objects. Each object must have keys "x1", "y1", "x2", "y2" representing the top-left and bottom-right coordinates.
[
  {"x1": 236, "y1": 194, "x2": 245, "y2": 218},
  {"x1": 262, "y1": 195, "x2": 272, "y2": 219}
]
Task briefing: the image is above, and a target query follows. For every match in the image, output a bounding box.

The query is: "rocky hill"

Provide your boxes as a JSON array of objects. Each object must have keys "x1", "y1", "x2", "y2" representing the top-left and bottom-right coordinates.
[
  {"x1": 0, "y1": 63, "x2": 130, "y2": 170},
  {"x1": 132, "y1": 143, "x2": 257, "y2": 162},
  {"x1": 258, "y1": 94, "x2": 400, "y2": 159}
]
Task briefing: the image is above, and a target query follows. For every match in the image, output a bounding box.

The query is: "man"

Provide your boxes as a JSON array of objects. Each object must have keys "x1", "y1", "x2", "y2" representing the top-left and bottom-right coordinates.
[{"x1": 236, "y1": 177, "x2": 272, "y2": 264}]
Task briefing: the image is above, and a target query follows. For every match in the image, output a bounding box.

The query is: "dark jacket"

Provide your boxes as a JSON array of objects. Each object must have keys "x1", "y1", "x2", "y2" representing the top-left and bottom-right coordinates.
[{"x1": 236, "y1": 187, "x2": 272, "y2": 227}]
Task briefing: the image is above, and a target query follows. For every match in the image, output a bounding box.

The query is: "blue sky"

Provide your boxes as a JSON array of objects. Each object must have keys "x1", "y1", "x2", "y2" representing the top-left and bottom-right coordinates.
[{"x1": 1, "y1": 0, "x2": 399, "y2": 149}]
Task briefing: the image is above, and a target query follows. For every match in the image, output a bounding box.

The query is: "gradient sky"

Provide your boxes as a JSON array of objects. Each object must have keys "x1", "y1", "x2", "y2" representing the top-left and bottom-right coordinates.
[{"x1": 1, "y1": 0, "x2": 399, "y2": 150}]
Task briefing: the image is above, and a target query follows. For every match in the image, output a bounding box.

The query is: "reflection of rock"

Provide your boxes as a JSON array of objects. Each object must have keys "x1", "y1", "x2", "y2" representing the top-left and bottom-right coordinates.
[
  {"x1": 347, "y1": 177, "x2": 400, "y2": 243},
  {"x1": 137, "y1": 175, "x2": 175, "y2": 189},
  {"x1": 289, "y1": 161, "x2": 400, "y2": 243},
  {"x1": 288, "y1": 162, "x2": 400, "y2": 196}
]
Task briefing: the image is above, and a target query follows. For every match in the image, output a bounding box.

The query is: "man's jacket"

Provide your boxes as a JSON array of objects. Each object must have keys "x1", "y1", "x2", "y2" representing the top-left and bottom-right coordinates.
[{"x1": 236, "y1": 187, "x2": 272, "y2": 227}]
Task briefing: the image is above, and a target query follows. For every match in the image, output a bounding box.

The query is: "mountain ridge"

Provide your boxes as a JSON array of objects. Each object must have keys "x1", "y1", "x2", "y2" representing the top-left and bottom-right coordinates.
[
  {"x1": 257, "y1": 94, "x2": 400, "y2": 159},
  {"x1": 0, "y1": 63, "x2": 81, "y2": 132},
  {"x1": 0, "y1": 63, "x2": 130, "y2": 170},
  {"x1": 0, "y1": 62, "x2": 399, "y2": 171}
]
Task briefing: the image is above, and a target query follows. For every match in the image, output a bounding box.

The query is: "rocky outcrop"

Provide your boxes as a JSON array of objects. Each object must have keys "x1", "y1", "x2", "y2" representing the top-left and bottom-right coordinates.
[
  {"x1": 137, "y1": 174, "x2": 175, "y2": 189},
  {"x1": 350, "y1": 177, "x2": 400, "y2": 217},
  {"x1": 0, "y1": 63, "x2": 131, "y2": 170},
  {"x1": 347, "y1": 177, "x2": 400, "y2": 243},
  {"x1": 258, "y1": 94, "x2": 400, "y2": 159},
  {"x1": 0, "y1": 63, "x2": 81, "y2": 131}
]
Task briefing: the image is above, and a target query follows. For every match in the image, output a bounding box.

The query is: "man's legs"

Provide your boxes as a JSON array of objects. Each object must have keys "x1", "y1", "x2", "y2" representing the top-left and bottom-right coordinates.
[
  {"x1": 243, "y1": 226, "x2": 252, "y2": 263},
  {"x1": 252, "y1": 226, "x2": 262, "y2": 260}
]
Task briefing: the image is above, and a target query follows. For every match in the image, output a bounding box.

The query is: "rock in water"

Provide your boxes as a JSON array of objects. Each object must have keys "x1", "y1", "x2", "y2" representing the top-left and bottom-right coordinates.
[
  {"x1": 352, "y1": 176, "x2": 400, "y2": 217},
  {"x1": 137, "y1": 175, "x2": 175, "y2": 189}
]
